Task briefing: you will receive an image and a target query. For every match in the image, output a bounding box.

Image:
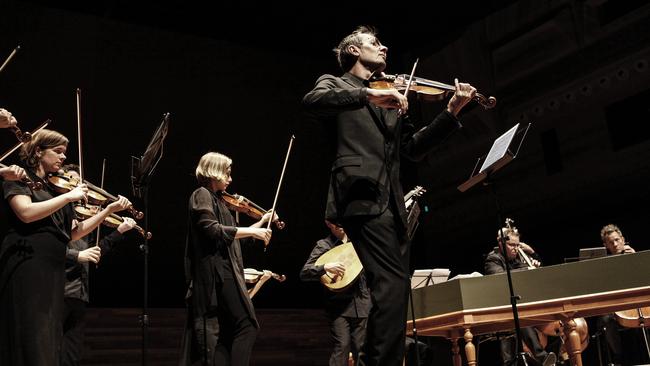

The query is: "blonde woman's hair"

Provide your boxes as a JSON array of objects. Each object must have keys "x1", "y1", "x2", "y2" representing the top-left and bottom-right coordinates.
[
  {"x1": 195, "y1": 152, "x2": 232, "y2": 186},
  {"x1": 19, "y1": 129, "x2": 69, "y2": 168}
]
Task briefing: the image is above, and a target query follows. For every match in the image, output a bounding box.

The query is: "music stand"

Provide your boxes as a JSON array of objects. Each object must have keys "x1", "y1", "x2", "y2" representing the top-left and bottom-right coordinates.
[
  {"x1": 457, "y1": 122, "x2": 531, "y2": 365},
  {"x1": 130, "y1": 112, "x2": 169, "y2": 366}
]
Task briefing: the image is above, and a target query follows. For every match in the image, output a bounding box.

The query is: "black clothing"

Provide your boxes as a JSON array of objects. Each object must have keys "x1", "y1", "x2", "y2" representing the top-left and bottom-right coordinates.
[
  {"x1": 300, "y1": 234, "x2": 371, "y2": 365},
  {"x1": 61, "y1": 298, "x2": 86, "y2": 366},
  {"x1": 483, "y1": 247, "x2": 550, "y2": 365},
  {"x1": 0, "y1": 171, "x2": 74, "y2": 366},
  {"x1": 597, "y1": 250, "x2": 629, "y2": 364},
  {"x1": 61, "y1": 232, "x2": 126, "y2": 366},
  {"x1": 180, "y1": 187, "x2": 258, "y2": 366},
  {"x1": 484, "y1": 246, "x2": 532, "y2": 274},
  {"x1": 304, "y1": 72, "x2": 460, "y2": 366},
  {"x1": 64, "y1": 231, "x2": 125, "y2": 302}
]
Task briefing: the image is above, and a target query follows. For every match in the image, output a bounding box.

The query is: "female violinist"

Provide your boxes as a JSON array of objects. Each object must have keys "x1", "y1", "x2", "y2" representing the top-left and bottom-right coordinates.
[
  {"x1": 0, "y1": 129, "x2": 130, "y2": 366},
  {"x1": 180, "y1": 151, "x2": 277, "y2": 366}
]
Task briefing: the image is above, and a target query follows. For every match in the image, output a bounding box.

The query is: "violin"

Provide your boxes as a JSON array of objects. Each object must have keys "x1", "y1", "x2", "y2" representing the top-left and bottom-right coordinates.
[
  {"x1": 0, "y1": 162, "x2": 42, "y2": 190},
  {"x1": 220, "y1": 191, "x2": 285, "y2": 229},
  {"x1": 74, "y1": 204, "x2": 152, "y2": 239},
  {"x1": 48, "y1": 172, "x2": 144, "y2": 219},
  {"x1": 369, "y1": 73, "x2": 497, "y2": 110},
  {"x1": 243, "y1": 268, "x2": 286, "y2": 283}
]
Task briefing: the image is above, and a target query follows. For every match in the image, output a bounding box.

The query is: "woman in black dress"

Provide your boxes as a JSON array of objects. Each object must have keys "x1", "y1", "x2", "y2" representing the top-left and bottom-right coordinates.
[
  {"x1": 181, "y1": 151, "x2": 276, "y2": 366},
  {"x1": 0, "y1": 129, "x2": 131, "y2": 366}
]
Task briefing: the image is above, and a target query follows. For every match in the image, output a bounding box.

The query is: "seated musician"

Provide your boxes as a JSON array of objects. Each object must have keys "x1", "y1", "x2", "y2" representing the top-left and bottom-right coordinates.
[
  {"x1": 484, "y1": 226, "x2": 557, "y2": 366},
  {"x1": 596, "y1": 224, "x2": 636, "y2": 365},
  {"x1": 300, "y1": 220, "x2": 371, "y2": 366}
]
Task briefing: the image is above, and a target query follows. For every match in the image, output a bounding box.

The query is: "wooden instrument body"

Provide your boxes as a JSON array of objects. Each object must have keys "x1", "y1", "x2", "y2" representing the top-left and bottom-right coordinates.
[
  {"x1": 615, "y1": 306, "x2": 650, "y2": 328},
  {"x1": 524, "y1": 317, "x2": 589, "y2": 360},
  {"x1": 315, "y1": 241, "x2": 363, "y2": 292}
]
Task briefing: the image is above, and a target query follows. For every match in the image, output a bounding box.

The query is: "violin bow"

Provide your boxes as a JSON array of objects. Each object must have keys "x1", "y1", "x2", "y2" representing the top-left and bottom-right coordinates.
[
  {"x1": 402, "y1": 58, "x2": 419, "y2": 99},
  {"x1": 264, "y1": 135, "x2": 296, "y2": 249},
  {"x1": 0, "y1": 119, "x2": 50, "y2": 162},
  {"x1": 398, "y1": 58, "x2": 418, "y2": 116},
  {"x1": 94, "y1": 158, "x2": 107, "y2": 247},
  {"x1": 0, "y1": 45, "x2": 20, "y2": 74},
  {"x1": 76, "y1": 88, "x2": 84, "y2": 182}
]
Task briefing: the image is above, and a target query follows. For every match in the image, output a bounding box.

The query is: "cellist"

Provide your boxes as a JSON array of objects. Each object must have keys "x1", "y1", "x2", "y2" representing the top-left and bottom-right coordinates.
[
  {"x1": 484, "y1": 224, "x2": 558, "y2": 366},
  {"x1": 597, "y1": 224, "x2": 636, "y2": 365}
]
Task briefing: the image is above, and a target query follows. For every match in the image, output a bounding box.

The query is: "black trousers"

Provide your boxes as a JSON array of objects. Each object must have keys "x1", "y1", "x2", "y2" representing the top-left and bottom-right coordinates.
[
  {"x1": 500, "y1": 327, "x2": 548, "y2": 365},
  {"x1": 329, "y1": 315, "x2": 367, "y2": 366},
  {"x1": 597, "y1": 314, "x2": 623, "y2": 364},
  {"x1": 61, "y1": 298, "x2": 87, "y2": 366},
  {"x1": 343, "y1": 205, "x2": 409, "y2": 366},
  {"x1": 194, "y1": 277, "x2": 257, "y2": 366}
]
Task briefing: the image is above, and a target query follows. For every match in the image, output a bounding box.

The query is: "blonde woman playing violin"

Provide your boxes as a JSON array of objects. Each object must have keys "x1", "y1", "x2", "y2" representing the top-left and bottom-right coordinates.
[
  {"x1": 180, "y1": 151, "x2": 277, "y2": 366},
  {"x1": 0, "y1": 129, "x2": 130, "y2": 366}
]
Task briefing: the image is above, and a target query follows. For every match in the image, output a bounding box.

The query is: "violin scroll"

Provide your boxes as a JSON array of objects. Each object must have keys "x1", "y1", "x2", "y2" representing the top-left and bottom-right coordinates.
[{"x1": 10, "y1": 126, "x2": 31, "y2": 143}]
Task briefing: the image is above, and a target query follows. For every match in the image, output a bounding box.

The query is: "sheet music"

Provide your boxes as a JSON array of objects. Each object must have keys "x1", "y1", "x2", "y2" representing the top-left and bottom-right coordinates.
[
  {"x1": 410, "y1": 268, "x2": 450, "y2": 288},
  {"x1": 479, "y1": 123, "x2": 520, "y2": 174}
]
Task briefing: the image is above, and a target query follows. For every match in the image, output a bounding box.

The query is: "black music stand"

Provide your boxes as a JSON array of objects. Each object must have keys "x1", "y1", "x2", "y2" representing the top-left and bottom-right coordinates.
[
  {"x1": 130, "y1": 112, "x2": 169, "y2": 366},
  {"x1": 457, "y1": 122, "x2": 531, "y2": 365}
]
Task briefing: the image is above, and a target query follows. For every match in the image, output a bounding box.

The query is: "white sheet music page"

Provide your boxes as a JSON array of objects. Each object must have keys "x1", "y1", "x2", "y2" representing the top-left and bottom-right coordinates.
[{"x1": 479, "y1": 123, "x2": 520, "y2": 174}]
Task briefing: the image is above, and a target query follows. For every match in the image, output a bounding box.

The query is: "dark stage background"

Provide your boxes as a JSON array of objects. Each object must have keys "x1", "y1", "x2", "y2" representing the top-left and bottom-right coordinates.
[{"x1": 1, "y1": 0, "x2": 650, "y2": 362}]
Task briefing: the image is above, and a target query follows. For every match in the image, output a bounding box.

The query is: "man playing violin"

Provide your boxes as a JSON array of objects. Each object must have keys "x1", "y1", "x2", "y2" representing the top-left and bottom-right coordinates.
[
  {"x1": 180, "y1": 151, "x2": 277, "y2": 366},
  {"x1": 596, "y1": 224, "x2": 637, "y2": 365},
  {"x1": 484, "y1": 226, "x2": 557, "y2": 366},
  {"x1": 300, "y1": 220, "x2": 370, "y2": 366},
  {"x1": 302, "y1": 25, "x2": 476, "y2": 366},
  {"x1": 58, "y1": 164, "x2": 137, "y2": 366}
]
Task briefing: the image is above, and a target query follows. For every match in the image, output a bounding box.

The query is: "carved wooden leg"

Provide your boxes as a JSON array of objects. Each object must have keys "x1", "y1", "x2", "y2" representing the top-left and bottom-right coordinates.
[
  {"x1": 451, "y1": 338, "x2": 462, "y2": 366},
  {"x1": 464, "y1": 328, "x2": 477, "y2": 366},
  {"x1": 563, "y1": 318, "x2": 583, "y2": 366}
]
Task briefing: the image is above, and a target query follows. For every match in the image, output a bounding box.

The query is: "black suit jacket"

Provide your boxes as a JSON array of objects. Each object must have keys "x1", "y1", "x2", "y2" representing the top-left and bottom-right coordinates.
[{"x1": 303, "y1": 72, "x2": 461, "y2": 228}]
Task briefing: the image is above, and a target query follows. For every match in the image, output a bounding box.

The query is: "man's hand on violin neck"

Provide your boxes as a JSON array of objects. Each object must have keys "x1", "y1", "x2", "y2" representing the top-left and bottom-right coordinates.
[
  {"x1": 446, "y1": 78, "x2": 477, "y2": 116},
  {"x1": 367, "y1": 88, "x2": 408, "y2": 111}
]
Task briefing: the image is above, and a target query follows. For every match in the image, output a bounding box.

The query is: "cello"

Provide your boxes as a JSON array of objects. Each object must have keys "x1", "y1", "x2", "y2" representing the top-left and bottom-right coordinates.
[
  {"x1": 504, "y1": 219, "x2": 590, "y2": 361},
  {"x1": 615, "y1": 307, "x2": 650, "y2": 328}
]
